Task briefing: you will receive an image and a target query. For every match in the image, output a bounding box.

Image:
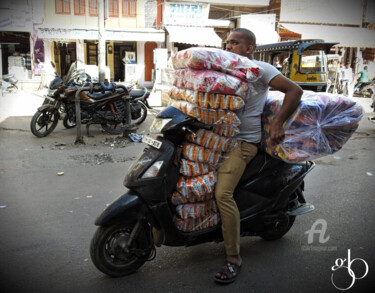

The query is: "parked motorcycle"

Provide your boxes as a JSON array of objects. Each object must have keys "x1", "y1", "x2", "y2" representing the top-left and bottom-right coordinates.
[
  {"x1": 1, "y1": 73, "x2": 18, "y2": 94},
  {"x1": 90, "y1": 106, "x2": 315, "y2": 277},
  {"x1": 354, "y1": 78, "x2": 375, "y2": 98},
  {"x1": 30, "y1": 79, "x2": 149, "y2": 137}
]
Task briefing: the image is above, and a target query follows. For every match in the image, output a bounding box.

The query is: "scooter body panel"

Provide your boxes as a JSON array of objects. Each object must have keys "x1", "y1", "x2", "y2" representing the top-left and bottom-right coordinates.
[{"x1": 94, "y1": 190, "x2": 144, "y2": 226}]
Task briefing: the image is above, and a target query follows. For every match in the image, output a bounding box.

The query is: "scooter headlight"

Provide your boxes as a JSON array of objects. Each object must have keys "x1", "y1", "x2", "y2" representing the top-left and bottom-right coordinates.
[
  {"x1": 141, "y1": 161, "x2": 164, "y2": 178},
  {"x1": 150, "y1": 118, "x2": 172, "y2": 134}
]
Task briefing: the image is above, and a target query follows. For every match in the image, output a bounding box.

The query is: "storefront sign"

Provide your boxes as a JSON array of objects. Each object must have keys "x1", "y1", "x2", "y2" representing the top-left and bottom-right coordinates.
[{"x1": 163, "y1": 2, "x2": 209, "y2": 26}]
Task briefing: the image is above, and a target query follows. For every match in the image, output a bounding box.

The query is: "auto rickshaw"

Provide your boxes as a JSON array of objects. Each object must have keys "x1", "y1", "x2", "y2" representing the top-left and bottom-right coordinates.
[{"x1": 254, "y1": 39, "x2": 338, "y2": 92}]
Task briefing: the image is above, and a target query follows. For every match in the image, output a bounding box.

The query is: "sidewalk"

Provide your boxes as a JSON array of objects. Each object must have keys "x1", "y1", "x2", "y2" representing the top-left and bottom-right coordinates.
[{"x1": 0, "y1": 89, "x2": 45, "y2": 124}]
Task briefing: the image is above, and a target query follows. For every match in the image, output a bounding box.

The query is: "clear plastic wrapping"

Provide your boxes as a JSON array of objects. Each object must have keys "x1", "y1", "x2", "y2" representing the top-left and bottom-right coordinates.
[
  {"x1": 174, "y1": 212, "x2": 221, "y2": 232},
  {"x1": 171, "y1": 47, "x2": 263, "y2": 82},
  {"x1": 171, "y1": 100, "x2": 241, "y2": 126},
  {"x1": 163, "y1": 68, "x2": 251, "y2": 98},
  {"x1": 186, "y1": 129, "x2": 238, "y2": 153},
  {"x1": 175, "y1": 199, "x2": 218, "y2": 219},
  {"x1": 260, "y1": 91, "x2": 364, "y2": 163},
  {"x1": 168, "y1": 86, "x2": 245, "y2": 110}
]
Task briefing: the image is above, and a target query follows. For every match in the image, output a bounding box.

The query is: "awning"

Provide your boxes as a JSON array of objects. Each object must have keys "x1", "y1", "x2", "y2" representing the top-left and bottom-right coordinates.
[
  {"x1": 38, "y1": 26, "x2": 165, "y2": 42},
  {"x1": 165, "y1": 26, "x2": 222, "y2": 47},
  {"x1": 280, "y1": 23, "x2": 375, "y2": 48}
]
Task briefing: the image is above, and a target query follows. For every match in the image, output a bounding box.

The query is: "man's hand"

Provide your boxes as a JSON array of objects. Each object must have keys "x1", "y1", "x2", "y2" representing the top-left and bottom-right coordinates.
[{"x1": 269, "y1": 120, "x2": 285, "y2": 145}]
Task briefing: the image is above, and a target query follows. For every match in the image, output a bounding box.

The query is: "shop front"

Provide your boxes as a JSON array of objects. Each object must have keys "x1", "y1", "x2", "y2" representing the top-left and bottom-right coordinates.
[{"x1": 37, "y1": 26, "x2": 165, "y2": 87}]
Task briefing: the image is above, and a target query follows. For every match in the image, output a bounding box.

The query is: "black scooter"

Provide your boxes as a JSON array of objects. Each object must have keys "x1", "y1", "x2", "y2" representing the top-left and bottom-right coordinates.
[{"x1": 90, "y1": 106, "x2": 315, "y2": 277}]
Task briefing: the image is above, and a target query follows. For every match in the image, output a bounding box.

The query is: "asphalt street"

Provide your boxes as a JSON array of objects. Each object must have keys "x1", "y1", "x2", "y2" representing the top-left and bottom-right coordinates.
[{"x1": 0, "y1": 91, "x2": 374, "y2": 293}]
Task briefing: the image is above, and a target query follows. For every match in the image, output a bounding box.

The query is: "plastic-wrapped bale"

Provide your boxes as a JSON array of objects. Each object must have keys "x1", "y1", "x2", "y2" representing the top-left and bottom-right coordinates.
[
  {"x1": 163, "y1": 68, "x2": 251, "y2": 98},
  {"x1": 260, "y1": 91, "x2": 364, "y2": 163},
  {"x1": 175, "y1": 199, "x2": 218, "y2": 219},
  {"x1": 174, "y1": 212, "x2": 221, "y2": 232},
  {"x1": 170, "y1": 47, "x2": 263, "y2": 82}
]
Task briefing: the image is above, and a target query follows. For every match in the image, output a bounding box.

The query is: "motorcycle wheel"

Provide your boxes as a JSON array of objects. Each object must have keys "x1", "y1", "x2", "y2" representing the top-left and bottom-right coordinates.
[
  {"x1": 30, "y1": 110, "x2": 59, "y2": 137},
  {"x1": 90, "y1": 222, "x2": 153, "y2": 277},
  {"x1": 101, "y1": 122, "x2": 124, "y2": 135},
  {"x1": 132, "y1": 102, "x2": 148, "y2": 125},
  {"x1": 63, "y1": 115, "x2": 76, "y2": 129},
  {"x1": 259, "y1": 215, "x2": 296, "y2": 241}
]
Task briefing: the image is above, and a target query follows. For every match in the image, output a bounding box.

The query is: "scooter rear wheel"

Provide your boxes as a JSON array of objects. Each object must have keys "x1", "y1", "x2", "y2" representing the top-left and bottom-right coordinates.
[
  {"x1": 30, "y1": 110, "x2": 59, "y2": 137},
  {"x1": 90, "y1": 222, "x2": 153, "y2": 277},
  {"x1": 260, "y1": 215, "x2": 296, "y2": 241}
]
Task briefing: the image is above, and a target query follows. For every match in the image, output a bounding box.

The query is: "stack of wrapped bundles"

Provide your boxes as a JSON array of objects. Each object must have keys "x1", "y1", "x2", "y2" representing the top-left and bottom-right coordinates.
[
  {"x1": 260, "y1": 91, "x2": 364, "y2": 163},
  {"x1": 164, "y1": 47, "x2": 263, "y2": 232}
]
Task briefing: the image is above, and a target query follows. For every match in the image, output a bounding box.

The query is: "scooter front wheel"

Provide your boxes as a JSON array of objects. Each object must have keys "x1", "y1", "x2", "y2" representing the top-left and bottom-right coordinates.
[{"x1": 90, "y1": 222, "x2": 153, "y2": 277}]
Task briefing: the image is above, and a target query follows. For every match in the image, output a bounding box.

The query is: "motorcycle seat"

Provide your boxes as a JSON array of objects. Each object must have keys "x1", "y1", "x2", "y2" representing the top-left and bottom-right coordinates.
[
  {"x1": 87, "y1": 91, "x2": 114, "y2": 99},
  {"x1": 238, "y1": 150, "x2": 284, "y2": 185},
  {"x1": 129, "y1": 89, "x2": 145, "y2": 98}
]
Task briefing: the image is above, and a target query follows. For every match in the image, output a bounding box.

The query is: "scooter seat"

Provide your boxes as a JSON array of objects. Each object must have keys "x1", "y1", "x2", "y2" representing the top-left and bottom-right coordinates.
[{"x1": 238, "y1": 150, "x2": 283, "y2": 185}]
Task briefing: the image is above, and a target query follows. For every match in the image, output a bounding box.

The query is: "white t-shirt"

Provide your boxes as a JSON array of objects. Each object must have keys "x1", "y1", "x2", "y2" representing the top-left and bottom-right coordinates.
[{"x1": 235, "y1": 60, "x2": 280, "y2": 143}]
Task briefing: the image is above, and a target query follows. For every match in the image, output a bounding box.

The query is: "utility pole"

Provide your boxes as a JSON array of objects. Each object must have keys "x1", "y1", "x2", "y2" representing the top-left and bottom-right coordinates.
[{"x1": 98, "y1": 0, "x2": 106, "y2": 82}]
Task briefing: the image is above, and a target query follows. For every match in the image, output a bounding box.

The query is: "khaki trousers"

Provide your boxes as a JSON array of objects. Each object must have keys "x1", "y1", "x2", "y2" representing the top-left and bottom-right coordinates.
[{"x1": 215, "y1": 141, "x2": 258, "y2": 256}]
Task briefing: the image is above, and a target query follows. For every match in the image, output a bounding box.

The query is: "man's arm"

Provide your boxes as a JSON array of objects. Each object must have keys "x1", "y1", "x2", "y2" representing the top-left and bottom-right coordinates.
[{"x1": 268, "y1": 74, "x2": 303, "y2": 144}]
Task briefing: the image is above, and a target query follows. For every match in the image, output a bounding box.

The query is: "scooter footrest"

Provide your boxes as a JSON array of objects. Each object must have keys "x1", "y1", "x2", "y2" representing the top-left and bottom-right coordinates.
[{"x1": 287, "y1": 203, "x2": 315, "y2": 216}]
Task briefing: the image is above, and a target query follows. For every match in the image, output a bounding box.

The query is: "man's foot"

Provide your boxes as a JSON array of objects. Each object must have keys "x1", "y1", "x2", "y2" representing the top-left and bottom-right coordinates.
[
  {"x1": 214, "y1": 255, "x2": 242, "y2": 284},
  {"x1": 214, "y1": 261, "x2": 242, "y2": 284}
]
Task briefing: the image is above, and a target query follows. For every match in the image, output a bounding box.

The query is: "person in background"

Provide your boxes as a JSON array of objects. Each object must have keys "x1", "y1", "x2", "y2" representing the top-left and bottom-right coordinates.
[
  {"x1": 341, "y1": 63, "x2": 354, "y2": 97},
  {"x1": 214, "y1": 28, "x2": 303, "y2": 284},
  {"x1": 354, "y1": 66, "x2": 369, "y2": 93}
]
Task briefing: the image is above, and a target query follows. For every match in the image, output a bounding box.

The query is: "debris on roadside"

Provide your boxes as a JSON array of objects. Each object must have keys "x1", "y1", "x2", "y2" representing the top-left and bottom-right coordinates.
[
  {"x1": 128, "y1": 132, "x2": 145, "y2": 143},
  {"x1": 102, "y1": 136, "x2": 131, "y2": 148},
  {"x1": 57, "y1": 172, "x2": 64, "y2": 176}
]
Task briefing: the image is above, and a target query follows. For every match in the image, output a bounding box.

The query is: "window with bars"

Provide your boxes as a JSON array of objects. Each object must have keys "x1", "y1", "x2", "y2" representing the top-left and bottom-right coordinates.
[
  {"x1": 122, "y1": 0, "x2": 136, "y2": 17},
  {"x1": 89, "y1": 0, "x2": 98, "y2": 16},
  {"x1": 55, "y1": 0, "x2": 71, "y2": 15},
  {"x1": 108, "y1": 0, "x2": 119, "y2": 17},
  {"x1": 74, "y1": 0, "x2": 85, "y2": 15}
]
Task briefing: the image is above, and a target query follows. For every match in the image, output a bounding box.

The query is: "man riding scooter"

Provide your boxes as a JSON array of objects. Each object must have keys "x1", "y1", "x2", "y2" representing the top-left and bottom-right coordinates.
[{"x1": 213, "y1": 28, "x2": 303, "y2": 284}]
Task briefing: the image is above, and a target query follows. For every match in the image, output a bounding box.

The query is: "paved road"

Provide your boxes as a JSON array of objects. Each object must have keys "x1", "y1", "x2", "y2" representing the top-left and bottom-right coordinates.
[{"x1": 0, "y1": 91, "x2": 374, "y2": 293}]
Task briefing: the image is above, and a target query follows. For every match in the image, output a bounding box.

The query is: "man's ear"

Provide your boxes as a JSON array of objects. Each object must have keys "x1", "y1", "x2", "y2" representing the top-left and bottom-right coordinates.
[{"x1": 246, "y1": 45, "x2": 254, "y2": 55}]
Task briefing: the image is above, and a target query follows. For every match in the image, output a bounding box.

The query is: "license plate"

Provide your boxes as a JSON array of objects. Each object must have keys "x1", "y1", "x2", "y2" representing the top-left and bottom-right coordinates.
[{"x1": 142, "y1": 136, "x2": 162, "y2": 149}]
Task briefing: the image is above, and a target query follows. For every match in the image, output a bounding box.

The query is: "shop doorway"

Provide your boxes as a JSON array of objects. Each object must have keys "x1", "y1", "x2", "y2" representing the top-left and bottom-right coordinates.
[
  {"x1": 144, "y1": 42, "x2": 157, "y2": 82},
  {"x1": 53, "y1": 42, "x2": 77, "y2": 77},
  {"x1": 114, "y1": 42, "x2": 136, "y2": 81}
]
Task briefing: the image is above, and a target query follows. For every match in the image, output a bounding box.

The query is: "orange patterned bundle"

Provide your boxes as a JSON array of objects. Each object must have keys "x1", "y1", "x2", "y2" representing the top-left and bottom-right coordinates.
[
  {"x1": 170, "y1": 190, "x2": 215, "y2": 205},
  {"x1": 182, "y1": 143, "x2": 222, "y2": 166},
  {"x1": 171, "y1": 100, "x2": 241, "y2": 125},
  {"x1": 168, "y1": 87, "x2": 245, "y2": 110},
  {"x1": 186, "y1": 129, "x2": 237, "y2": 153},
  {"x1": 175, "y1": 171, "x2": 216, "y2": 198},
  {"x1": 175, "y1": 199, "x2": 218, "y2": 219},
  {"x1": 179, "y1": 158, "x2": 215, "y2": 177}
]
